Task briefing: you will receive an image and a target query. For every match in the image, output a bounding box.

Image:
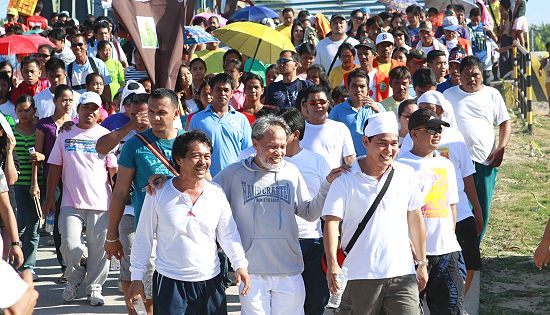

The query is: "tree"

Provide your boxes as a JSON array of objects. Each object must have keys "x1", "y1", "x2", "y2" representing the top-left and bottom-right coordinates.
[{"x1": 532, "y1": 24, "x2": 550, "y2": 51}]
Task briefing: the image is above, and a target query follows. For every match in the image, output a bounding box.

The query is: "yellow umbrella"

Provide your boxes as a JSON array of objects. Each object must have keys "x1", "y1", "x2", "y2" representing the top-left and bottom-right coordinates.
[{"x1": 213, "y1": 22, "x2": 295, "y2": 67}]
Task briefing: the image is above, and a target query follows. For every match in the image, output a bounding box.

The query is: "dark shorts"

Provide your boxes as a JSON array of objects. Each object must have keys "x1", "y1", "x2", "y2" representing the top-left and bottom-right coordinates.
[
  {"x1": 422, "y1": 251, "x2": 465, "y2": 315},
  {"x1": 456, "y1": 216, "x2": 482, "y2": 270},
  {"x1": 153, "y1": 271, "x2": 227, "y2": 315}
]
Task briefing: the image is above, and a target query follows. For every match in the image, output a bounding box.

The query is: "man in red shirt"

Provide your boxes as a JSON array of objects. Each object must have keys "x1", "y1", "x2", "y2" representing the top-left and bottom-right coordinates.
[
  {"x1": 25, "y1": 1, "x2": 48, "y2": 30},
  {"x1": 11, "y1": 56, "x2": 49, "y2": 103},
  {"x1": 4, "y1": 8, "x2": 29, "y2": 32}
]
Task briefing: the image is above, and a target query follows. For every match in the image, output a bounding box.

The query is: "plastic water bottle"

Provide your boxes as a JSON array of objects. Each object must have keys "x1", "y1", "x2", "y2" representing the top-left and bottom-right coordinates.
[
  {"x1": 326, "y1": 267, "x2": 349, "y2": 309},
  {"x1": 110, "y1": 257, "x2": 120, "y2": 271},
  {"x1": 133, "y1": 296, "x2": 147, "y2": 315},
  {"x1": 44, "y1": 211, "x2": 54, "y2": 233}
]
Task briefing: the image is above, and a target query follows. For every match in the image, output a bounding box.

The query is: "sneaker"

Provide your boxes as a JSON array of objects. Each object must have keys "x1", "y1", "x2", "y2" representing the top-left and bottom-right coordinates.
[
  {"x1": 57, "y1": 271, "x2": 68, "y2": 284},
  {"x1": 62, "y1": 282, "x2": 78, "y2": 302},
  {"x1": 89, "y1": 290, "x2": 105, "y2": 306}
]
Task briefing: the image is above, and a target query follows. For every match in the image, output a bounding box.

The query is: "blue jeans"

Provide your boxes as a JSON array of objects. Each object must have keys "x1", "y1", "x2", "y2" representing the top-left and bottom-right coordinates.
[
  {"x1": 299, "y1": 237, "x2": 329, "y2": 315},
  {"x1": 15, "y1": 185, "x2": 42, "y2": 271}
]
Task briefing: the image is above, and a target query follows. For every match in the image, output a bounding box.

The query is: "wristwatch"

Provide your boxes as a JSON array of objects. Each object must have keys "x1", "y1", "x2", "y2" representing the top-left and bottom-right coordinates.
[
  {"x1": 415, "y1": 259, "x2": 428, "y2": 266},
  {"x1": 10, "y1": 241, "x2": 22, "y2": 247}
]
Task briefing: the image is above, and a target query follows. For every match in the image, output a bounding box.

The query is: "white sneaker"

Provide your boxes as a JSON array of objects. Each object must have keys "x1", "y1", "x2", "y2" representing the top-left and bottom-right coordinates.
[
  {"x1": 89, "y1": 290, "x2": 105, "y2": 306},
  {"x1": 62, "y1": 282, "x2": 78, "y2": 302}
]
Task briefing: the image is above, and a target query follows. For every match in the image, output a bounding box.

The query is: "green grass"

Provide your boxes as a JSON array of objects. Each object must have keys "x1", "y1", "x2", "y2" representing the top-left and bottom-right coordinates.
[{"x1": 479, "y1": 105, "x2": 550, "y2": 314}]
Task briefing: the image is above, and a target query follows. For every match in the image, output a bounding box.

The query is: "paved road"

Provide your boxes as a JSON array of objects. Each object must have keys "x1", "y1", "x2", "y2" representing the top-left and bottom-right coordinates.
[
  {"x1": 32, "y1": 236, "x2": 242, "y2": 315},
  {"x1": 32, "y1": 236, "x2": 479, "y2": 315}
]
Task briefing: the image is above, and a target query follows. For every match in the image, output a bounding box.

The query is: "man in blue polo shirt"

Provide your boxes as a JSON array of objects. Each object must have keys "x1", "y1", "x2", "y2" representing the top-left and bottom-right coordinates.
[
  {"x1": 189, "y1": 73, "x2": 252, "y2": 177},
  {"x1": 328, "y1": 69, "x2": 385, "y2": 156}
]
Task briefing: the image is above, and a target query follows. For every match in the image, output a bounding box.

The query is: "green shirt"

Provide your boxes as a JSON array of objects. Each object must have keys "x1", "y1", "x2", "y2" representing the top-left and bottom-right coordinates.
[{"x1": 14, "y1": 130, "x2": 42, "y2": 186}]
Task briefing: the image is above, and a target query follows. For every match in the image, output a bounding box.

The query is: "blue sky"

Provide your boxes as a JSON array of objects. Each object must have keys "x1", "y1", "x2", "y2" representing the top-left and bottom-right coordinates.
[{"x1": 526, "y1": 0, "x2": 550, "y2": 25}]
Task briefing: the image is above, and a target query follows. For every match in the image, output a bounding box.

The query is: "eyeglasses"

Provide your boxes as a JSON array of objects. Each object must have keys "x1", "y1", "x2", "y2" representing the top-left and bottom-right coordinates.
[
  {"x1": 414, "y1": 127, "x2": 443, "y2": 135},
  {"x1": 276, "y1": 58, "x2": 293, "y2": 64},
  {"x1": 308, "y1": 99, "x2": 328, "y2": 106}
]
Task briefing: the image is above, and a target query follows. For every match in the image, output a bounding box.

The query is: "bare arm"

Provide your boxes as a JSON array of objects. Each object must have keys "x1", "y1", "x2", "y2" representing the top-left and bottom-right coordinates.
[
  {"x1": 451, "y1": 204, "x2": 457, "y2": 228},
  {"x1": 487, "y1": 120, "x2": 512, "y2": 167},
  {"x1": 0, "y1": 190, "x2": 23, "y2": 268},
  {"x1": 408, "y1": 208, "x2": 428, "y2": 290},
  {"x1": 463, "y1": 175, "x2": 484, "y2": 235},
  {"x1": 323, "y1": 216, "x2": 342, "y2": 294},
  {"x1": 534, "y1": 219, "x2": 550, "y2": 270},
  {"x1": 43, "y1": 164, "x2": 62, "y2": 216},
  {"x1": 105, "y1": 166, "x2": 135, "y2": 259},
  {"x1": 4, "y1": 133, "x2": 18, "y2": 185},
  {"x1": 96, "y1": 112, "x2": 148, "y2": 154}
]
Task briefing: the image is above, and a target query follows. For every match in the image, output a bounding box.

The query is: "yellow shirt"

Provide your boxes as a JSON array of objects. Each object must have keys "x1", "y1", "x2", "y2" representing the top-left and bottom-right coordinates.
[
  {"x1": 276, "y1": 24, "x2": 292, "y2": 40},
  {"x1": 377, "y1": 62, "x2": 392, "y2": 76},
  {"x1": 328, "y1": 64, "x2": 360, "y2": 88},
  {"x1": 192, "y1": 48, "x2": 226, "y2": 75}
]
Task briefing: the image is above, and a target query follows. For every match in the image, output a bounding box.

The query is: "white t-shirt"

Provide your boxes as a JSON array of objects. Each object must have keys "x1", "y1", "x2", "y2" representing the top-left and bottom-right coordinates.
[
  {"x1": 400, "y1": 127, "x2": 476, "y2": 222},
  {"x1": 301, "y1": 119, "x2": 356, "y2": 169},
  {"x1": 0, "y1": 260, "x2": 28, "y2": 308},
  {"x1": 33, "y1": 89, "x2": 80, "y2": 119},
  {"x1": 322, "y1": 160, "x2": 424, "y2": 280},
  {"x1": 286, "y1": 148, "x2": 331, "y2": 239},
  {"x1": 314, "y1": 36, "x2": 359, "y2": 73},
  {"x1": 444, "y1": 85, "x2": 511, "y2": 164},
  {"x1": 48, "y1": 124, "x2": 117, "y2": 211},
  {"x1": 0, "y1": 100, "x2": 16, "y2": 123},
  {"x1": 397, "y1": 151, "x2": 462, "y2": 256}
]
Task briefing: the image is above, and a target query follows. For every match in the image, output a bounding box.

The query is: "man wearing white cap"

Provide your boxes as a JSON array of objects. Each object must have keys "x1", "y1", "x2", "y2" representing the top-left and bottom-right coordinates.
[
  {"x1": 373, "y1": 32, "x2": 405, "y2": 76},
  {"x1": 438, "y1": 16, "x2": 473, "y2": 56},
  {"x1": 323, "y1": 111, "x2": 428, "y2": 314},
  {"x1": 44, "y1": 91, "x2": 118, "y2": 306}
]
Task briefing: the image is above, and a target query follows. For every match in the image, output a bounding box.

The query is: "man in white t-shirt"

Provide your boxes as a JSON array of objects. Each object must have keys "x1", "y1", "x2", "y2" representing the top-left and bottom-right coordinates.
[
  {"x1": 443, "y1": 55, "x2": 511, "y2": 241},
  {"x1": 300, "y1": 85, "x2": 356, "y2": 168},
  {"x1": 323, "y1": 111, "x2": 428, "y2": 314},
  {"x1": 397, "y1": 109, "x2": 464, "y2": 314},
  {"x1": 34, "y1": 57, "x2": 80, "y2": 119},
  {"x1": 314, "y1": 14, "x2": 359, "y2": 75},
  {"x1": 44, "y1": 92, "x2": 117, "y2": 306}
]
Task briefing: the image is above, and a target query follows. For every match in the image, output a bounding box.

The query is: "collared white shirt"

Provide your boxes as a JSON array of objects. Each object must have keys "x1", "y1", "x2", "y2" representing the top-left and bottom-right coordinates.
[{"x1": 322, "y1": 159, "x2": 424, "y2": 280}]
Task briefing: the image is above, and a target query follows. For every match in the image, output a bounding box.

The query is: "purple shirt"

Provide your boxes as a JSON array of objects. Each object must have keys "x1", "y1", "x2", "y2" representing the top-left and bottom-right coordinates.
[{"x1": 36, "y1": 116, "x2": 58, "y2": 178}]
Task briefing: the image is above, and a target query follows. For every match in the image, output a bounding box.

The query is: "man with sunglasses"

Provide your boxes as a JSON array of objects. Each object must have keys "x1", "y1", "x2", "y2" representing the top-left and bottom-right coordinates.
[
  {"x1": 66, "y1": 34, "x2": 112, "y2": 100},
  {"x1": 397, "y1": 108, "x2": 464, "y2": 315},
  {"x1": 264, "y1": 50, "x2": 312, "y2": 110},
  {"x1": 301, "y1": 85, "x2": 355, "y2": 169}
]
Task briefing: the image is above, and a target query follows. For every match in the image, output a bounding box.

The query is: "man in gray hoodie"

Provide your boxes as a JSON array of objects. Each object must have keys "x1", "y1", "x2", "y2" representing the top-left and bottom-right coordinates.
[{"x1": 214, "y1": 114, "x2": 345, "y2": 314}]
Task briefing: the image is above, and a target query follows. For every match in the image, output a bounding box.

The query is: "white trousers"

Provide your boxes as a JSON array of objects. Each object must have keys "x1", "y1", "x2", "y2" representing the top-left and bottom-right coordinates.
[{"x1": 240, "y1": 274, "x2": 306, "y2": 315}]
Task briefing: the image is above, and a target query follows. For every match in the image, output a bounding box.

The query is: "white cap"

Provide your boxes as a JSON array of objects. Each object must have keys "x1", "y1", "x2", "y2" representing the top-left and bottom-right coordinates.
[
  {"x1": 363, "y1": 112, "x2": 399, "y2": 137},
  {"x1": 375, "y1": 32, "x2": 394, "y2": 46},
  {"x1": 417, "y1": 90, "x2": 457, "y2": 127},
  {"x1": 78, "y1": 91, "x2": 102, "y2": 107},
  {"x1": 120, "y1": 80, "x2": 147, "y2": 113}
]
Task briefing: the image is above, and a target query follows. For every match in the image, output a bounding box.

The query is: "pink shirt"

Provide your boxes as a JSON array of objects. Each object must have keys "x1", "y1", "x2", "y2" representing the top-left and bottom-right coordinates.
[
  {"x1": 48, "y1": 124, "x2": 117, "y2": 211},
  {"x1": 230, "y1": 83, "x2": 245, "y2": 110}
]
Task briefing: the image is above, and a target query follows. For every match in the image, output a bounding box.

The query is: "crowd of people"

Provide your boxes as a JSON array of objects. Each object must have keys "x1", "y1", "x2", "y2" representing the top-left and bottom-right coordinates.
[{"x1": 0, "y1": 0, "x2": 548, "y2": 315}]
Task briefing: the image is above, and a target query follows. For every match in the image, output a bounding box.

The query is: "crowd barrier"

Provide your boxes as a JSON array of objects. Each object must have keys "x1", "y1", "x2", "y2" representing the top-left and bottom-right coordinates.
[{"x1": 513, "y1": 39, "x2": 534, "y2": 134}]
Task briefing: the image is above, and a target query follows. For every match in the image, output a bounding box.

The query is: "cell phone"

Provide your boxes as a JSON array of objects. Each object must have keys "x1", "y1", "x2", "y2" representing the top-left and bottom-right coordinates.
[{"x1": 28, "y1": 147, "x2": 35, "y2": 154}]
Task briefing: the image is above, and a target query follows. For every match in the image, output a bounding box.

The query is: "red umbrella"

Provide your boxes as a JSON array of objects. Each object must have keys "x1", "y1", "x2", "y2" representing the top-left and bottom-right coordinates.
[{"x1": 0, "y1": 34, "x2": 56, "y2": 55}]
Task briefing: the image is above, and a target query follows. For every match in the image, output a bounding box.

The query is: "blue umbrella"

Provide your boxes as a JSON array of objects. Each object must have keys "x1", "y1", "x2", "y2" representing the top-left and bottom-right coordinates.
[
  {"x1": 184, "y1": 26, "x2": 219, "y2": 45},
  {"x1": 231, "y1": 6, "x2": 279, "y2": 22}
]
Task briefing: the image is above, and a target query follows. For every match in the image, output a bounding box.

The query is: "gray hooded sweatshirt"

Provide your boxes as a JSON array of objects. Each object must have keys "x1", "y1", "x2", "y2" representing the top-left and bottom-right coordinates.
[{"x1": 213, "y1": 156, "x2": 330, "y2": 275}]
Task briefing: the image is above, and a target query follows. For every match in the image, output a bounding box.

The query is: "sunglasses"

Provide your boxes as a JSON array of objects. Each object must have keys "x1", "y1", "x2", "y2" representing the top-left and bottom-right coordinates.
[
  {"x1": 71, "y1": 42, "x2": 85, "y2": 48},
  {"x1": 308, "y1": 99, "x2": 328, "y2": 106},
  {"x1": 276, "y1": 58, "x2": 293, "y2": 64},
  {"x1": 37, "y1": 53, "x2": 50, "y2": 58},
  {"x1": 415, "y1": 127, "x2": 443, "y2": 135}
]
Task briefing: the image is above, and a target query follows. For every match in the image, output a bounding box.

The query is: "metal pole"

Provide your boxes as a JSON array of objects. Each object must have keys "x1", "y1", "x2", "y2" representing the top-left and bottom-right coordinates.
[
  {"x1": 526, "y1": 52, "x2": 533, "y2": 134},
  {"x1": 513, "y1": 45, "x2": 518, "y2": 109}
]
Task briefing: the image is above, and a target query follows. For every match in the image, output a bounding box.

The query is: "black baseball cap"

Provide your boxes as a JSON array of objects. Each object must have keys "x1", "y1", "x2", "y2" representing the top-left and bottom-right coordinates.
[
  {"x1": 356, "y1": 37, "x2": 376, "y2": 51},
  {"x1": 408, "y1": 108, "x2": 450, "y2": 131}
]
